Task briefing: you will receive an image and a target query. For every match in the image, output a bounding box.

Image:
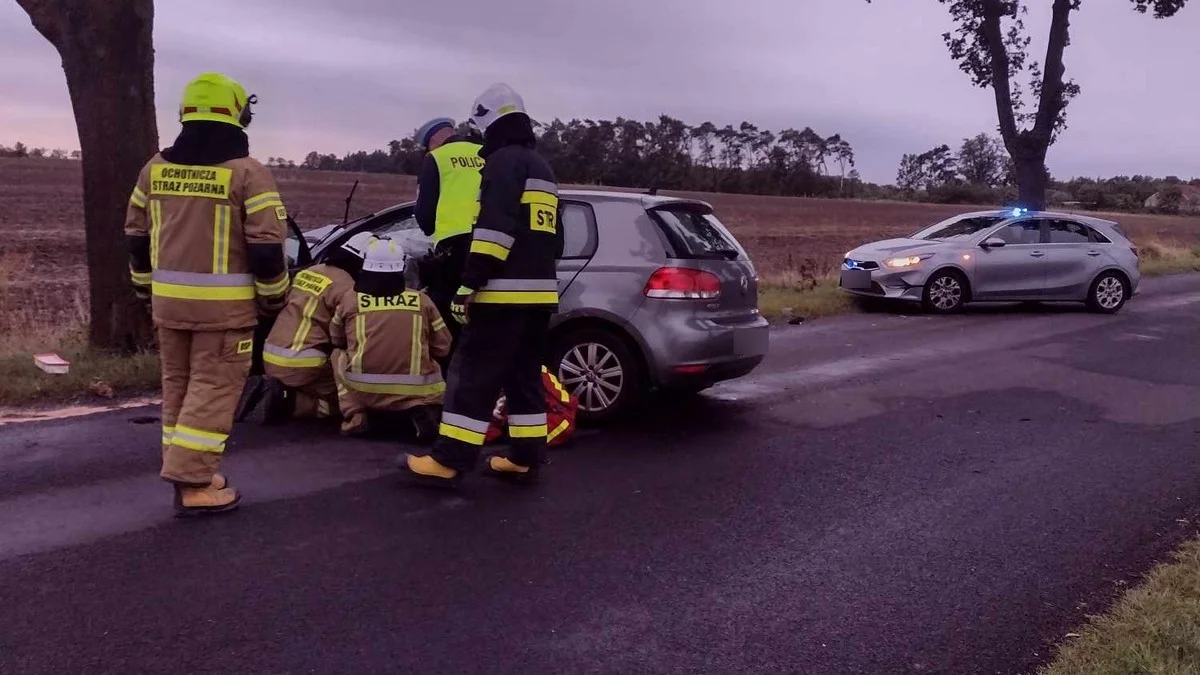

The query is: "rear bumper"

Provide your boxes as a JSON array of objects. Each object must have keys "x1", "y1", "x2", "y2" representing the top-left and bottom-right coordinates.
[{"x1": 637, "y1": 312, "x2": 771, "y2": 387}]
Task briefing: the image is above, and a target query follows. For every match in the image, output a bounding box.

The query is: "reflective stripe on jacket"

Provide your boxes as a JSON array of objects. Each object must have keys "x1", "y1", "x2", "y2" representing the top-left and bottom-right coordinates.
[
  {"x1": 460, "y1": 144, "x2": 562, "y2": 309},
  {"x1": 330, "y1": 289, "x2": 453, "y2": 402},
  {"x1": 123, "y1": 153, "x2": 290, "y2": 330},
  {"x1": 429, "y1": 141, "x2": 484, "y2": 244},
  {"x1": 263, "y1": 264, "x2": 355, "y2": 370}
]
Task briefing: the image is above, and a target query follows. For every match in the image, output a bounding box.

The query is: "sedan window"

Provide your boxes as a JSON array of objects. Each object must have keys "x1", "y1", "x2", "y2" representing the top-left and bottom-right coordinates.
[
  {"x1": 910, "y1": 215, "x2": 1006, "y2": 241},
  {"x1": 1048, "y1": 220, "x2": 1092, "y2": 244},
  {"x1": 992, "y1": 220, "x2": 1044, "y2": 245}
]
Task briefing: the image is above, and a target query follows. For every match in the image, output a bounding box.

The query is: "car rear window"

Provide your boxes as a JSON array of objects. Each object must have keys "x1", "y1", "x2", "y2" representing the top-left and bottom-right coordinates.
[{"x1": 650, "y1": 206, "x2": 743, "y2": 260}]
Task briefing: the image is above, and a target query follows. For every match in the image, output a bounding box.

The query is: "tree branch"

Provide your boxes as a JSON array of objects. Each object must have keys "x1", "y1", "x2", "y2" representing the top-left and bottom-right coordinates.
[
  {"x1": 979, "y1": 0, "x2": 1018, "y2": 145},
  {"x1": 1032, "y1": 0, "x2": 1075, "y2": 142},
  {"x1": 14, "y1": 0, "x2": 65, "y2": 48}
]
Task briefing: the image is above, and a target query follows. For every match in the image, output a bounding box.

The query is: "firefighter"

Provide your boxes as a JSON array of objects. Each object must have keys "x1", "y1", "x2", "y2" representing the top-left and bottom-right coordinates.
[
  {"x1": 259, "y1": 238, "x2": 365, "y2": 423},
  {"x1": 331, "y1": 234, "x2": 452, "y2": 442},
  {"x1": 125, "y1": 72, "x2": 290, "y2": 516},
  {"x1": 412, "y1": 116, "x2": 484, "y2": 362},
  {"x1": 401, "y1": 83, "x2": 561, "y2": 487}
]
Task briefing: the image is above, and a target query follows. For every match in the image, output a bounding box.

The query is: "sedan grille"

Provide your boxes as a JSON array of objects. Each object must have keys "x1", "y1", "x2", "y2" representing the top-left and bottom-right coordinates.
[{"x1": 842, "y1": 258, "x2": 879, "y2": 271}]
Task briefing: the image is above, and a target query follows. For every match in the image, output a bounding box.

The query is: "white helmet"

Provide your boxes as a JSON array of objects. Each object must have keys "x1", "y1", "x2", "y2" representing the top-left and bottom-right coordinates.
[
  {"x1": 340, "y1": 231, "x2": 374, "y2": 259},
  {"x1": 361, "y1": 235, "x2": 408, "y2": 274},
  {"x1": 469, "y1": 83, "x2": 527, "y2": 135}
]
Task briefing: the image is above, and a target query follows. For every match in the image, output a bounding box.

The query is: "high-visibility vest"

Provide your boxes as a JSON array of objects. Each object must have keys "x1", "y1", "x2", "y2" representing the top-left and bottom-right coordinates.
[{"x1": 429, "y1": 141, "x2": 483, "y2": 244}]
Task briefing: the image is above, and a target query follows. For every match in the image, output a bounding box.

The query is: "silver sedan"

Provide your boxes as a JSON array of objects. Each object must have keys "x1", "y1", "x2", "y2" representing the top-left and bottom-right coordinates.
[{"x1": 839, "y1": 209, "x2": 1141, "y2": 314}]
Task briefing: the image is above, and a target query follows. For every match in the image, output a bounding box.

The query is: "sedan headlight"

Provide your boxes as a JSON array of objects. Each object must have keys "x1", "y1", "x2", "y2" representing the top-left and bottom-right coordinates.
[{"x1": 883, "y1": 254, "x2": 933, "y2": 269}]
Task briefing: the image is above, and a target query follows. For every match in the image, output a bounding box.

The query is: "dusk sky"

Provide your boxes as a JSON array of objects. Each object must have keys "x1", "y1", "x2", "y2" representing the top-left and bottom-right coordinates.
[{"x1": 2, "y1": 0, "x2": 1197, "y2": 184}]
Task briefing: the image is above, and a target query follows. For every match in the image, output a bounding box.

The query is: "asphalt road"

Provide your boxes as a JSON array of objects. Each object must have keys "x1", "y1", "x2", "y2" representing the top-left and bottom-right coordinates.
[{"x1": 3, "y1": 276, "x2": 1200, "y2": 675}]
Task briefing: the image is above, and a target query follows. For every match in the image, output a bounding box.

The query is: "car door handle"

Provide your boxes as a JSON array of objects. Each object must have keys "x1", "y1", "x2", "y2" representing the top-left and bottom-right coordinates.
[
  {"x1": 1029, "y1": 251, "x2": 1045, "y2": 258},
  {"x1": 1086, "y1": 251, "x2": 1101, "y2": 257}
]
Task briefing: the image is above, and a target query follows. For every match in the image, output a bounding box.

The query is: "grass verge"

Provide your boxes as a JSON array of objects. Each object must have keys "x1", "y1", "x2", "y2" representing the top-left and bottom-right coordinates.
[
  {"x1": 0, "y1": 337, "x2": 160, "y2": 408},
  {"x1": 1039, "y1": 537, "x2": 1200, "y2": 675},
  {"x1": 758, "y1": 275, "x2": 853, "y2": 321},
  {"x1": 1139, "y1": 240, "x2": 1200, "y2": 276}
]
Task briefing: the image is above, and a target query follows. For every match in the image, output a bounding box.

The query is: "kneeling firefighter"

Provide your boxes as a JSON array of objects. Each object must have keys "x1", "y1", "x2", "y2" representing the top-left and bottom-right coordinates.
[
  {"x1": 413, "y1": 117, "x2": 484, "y2": 366},
  {"x1": 124, "y1": 72, "x2": 290, "y2": 516},
  {"x1": 260, "y1": 238, "x2": 365, "y2": 422},
  {"x1": 331, "y1": 235, "x2": 453, "y2": 441},
  {"x1": 402, "y1": 83, "x2": 562, "y2": 487}
]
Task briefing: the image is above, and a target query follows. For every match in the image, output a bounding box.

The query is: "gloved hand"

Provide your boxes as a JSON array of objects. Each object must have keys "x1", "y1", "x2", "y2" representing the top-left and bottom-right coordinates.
[{"x1": 450, "y1": 286, "x2": 474, "y2": 325}]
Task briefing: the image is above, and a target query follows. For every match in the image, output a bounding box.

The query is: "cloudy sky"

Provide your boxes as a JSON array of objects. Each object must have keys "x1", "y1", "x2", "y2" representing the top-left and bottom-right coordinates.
[{"x1": 2, "y1": 0, "x2": 1196, "y2": 183}]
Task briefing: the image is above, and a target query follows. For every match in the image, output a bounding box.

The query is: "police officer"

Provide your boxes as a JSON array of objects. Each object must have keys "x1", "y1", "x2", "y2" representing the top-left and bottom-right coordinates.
[
  {"x1": 125, "y1": 72, "x2": 290, "y2": 516},
  {"x1": 413, "y1": 116, "x2": 484, "y2": 359},
  {"x1": 402, "y1": 83, "x2": 561, "y2": 487}
]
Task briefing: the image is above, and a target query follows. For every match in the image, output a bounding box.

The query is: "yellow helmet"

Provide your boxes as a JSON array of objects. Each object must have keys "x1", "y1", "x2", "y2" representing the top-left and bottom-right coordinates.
[{"x1": 179, "y1": 72, "x2": 256, "y2": 128}]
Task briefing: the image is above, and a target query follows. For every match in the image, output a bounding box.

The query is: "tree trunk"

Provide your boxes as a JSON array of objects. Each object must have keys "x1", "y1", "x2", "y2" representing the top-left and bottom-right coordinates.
[
  {"x1": 1012, "y1": 148, "x2": 1048, "y2": 211},
  {"x1": 16, "y1": 0, "x2": 158, "y2": 353}
]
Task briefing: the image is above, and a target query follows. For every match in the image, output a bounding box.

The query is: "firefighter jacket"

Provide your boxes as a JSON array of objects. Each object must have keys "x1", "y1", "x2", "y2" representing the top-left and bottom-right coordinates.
[
  {"x1": 486, "y1": 366, "x2": 579, "y2": 447},
  {"x1": 263, "y1": 264, "x2": 356, "y2": 369},
  {"x1": 330, "y1": 289, "x2": 453, "y2": 402},
  {"x1": 415, "y1": 136, "x2": 484, "y2": 245},
  {"x1": 124, "y1": 153, "x2": 291, "y2": 331},
  {"x1": 459, "y1": 144, "x2": 562, "y2": 309}
]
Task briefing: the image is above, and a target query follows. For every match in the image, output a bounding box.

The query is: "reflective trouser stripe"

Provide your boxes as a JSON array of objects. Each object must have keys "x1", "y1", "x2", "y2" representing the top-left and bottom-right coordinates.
[
  {"x1": 212, "y1": 204, "x2": 231, "y2": 274},
  {"x1": 473, "y1": 290, "x2": 558, "y2": 305},
  {"x1": 317, "y1": 400, "x2": 331, "y2": 417},
  {"x1": 151, "y1": 269, "x2": 256, "y2": 301},
  {"x1": 162, "y1": 425, "x2": 176, "y2": 445},
  {"x1": 171, "y1": 425, "x2": 228, "y2": 453},
  {"x1": 131, "y1": 269, "x2": 152, "y2": 286},
  {"x1": 548, "y1": 419, "x2": 571, "y2": 442},
  {"x1": 263, "y1": 343, "x2": 328, "y2": 368},
  {"x1": 509, "y1": 412, "x2": 548, "y2": 439},
  {"x1": 149, "y1": 200, "x2": 163, "y2": 268},
  {"x1": 439, "y1": 412, "x2": 490, "y2": 445}
]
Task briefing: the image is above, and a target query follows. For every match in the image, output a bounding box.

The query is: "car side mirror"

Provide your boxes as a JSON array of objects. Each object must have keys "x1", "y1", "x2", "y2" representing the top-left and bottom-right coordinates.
[{"x1": 981, "y1": 237, "x2": 1007, "y2": 249}]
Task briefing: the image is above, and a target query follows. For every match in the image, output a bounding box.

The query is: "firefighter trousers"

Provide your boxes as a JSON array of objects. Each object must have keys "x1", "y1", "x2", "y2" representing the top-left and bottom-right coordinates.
[
  {"x1": 425, "y1": 238, "x2": 468, "y2": 369},
  {"x1": 264, "y1": 361, "x2": 339, "y2": 418},
  {"x1": 158, "y1": 326, "x2": 254, "y2": 486},
  {"x1": 428, "y1": 306, "x2": 551, "y2": 473}
]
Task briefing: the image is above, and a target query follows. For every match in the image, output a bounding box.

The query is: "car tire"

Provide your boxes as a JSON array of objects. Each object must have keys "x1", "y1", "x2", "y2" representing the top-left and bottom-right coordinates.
[
  {"x1": 922, "y1": 269, "x2": 968, "y2": 314},
  {"x1": 549, "y1": 327, "x2": 643, "y2": 425},
  {"x1": 1087, "y1": 271, "x2": 1129, "y2": 314}
]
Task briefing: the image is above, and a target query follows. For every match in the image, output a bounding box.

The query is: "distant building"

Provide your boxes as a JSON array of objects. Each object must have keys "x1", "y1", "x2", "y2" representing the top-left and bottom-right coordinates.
[{"x1": 1143, "y1": 185, "x2": 1200, "y2": 214}]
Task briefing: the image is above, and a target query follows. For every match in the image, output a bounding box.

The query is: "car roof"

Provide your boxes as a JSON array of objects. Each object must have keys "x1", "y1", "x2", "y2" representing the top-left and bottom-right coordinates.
[
  {"x1": 966, "y1": 208, "x2": 1120, "y2": 228},
  {"x1": 561, "y1": 188, "x2": 713, "y2": 211}
]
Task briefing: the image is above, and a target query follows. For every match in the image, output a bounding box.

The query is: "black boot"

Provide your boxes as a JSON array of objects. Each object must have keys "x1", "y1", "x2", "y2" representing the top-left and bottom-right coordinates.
[{"x1": 261, "y1": 378, "x2": 295, "y2": 425}]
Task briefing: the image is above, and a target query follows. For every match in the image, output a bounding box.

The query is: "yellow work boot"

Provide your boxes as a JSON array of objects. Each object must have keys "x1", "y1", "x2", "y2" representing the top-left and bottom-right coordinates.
[
  {"x1": 399, "y1": 453, "x2": 461, "y2": 489},
  {"x1": 482, "y1": 454, "x2": 540, "y2": 486},
  {"x1": 210, "y1": 473, "x2": 227, "y2": 490},
  {"x1": 173, "y1": 484, "x2": 242, "y2": 517}
]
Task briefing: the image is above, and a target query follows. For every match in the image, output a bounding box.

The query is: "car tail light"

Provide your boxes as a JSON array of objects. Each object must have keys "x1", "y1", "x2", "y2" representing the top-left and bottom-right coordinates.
[{"x1": 644, "y1": 267, "x2": 721, "y2": 299}]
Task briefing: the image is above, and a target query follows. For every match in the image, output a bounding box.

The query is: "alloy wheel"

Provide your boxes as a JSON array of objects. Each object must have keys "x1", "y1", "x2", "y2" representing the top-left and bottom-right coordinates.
[
  {"x1": 1095, "y1": 276, "x2": 1125, "y2": 309},
  {"x1": 559, "y1": 342, "x2": 625, "y2": 413},
  {"x1": 929, "y1": 275, "x2": 963, "y2": 311}
]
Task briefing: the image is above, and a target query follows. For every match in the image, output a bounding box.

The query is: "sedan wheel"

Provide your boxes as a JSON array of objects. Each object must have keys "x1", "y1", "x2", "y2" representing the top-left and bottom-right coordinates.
[
  {"x1": 922, "y1": 270, "x2": 967, "y2": 314},
  {"x1": 1087, "y1": 272, "x2": 1128, "y2": 314},
  {"x1": 550, "y1": 328, "x2": 642, "y2": 424}
]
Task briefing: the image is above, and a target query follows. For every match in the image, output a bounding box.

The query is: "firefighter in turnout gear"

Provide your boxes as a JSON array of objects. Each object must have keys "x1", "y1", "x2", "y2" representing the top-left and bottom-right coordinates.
[
  {"x1": 413, "y1": 116, "x2": 484, "y2": 362},
  {"x1": 331, "y1": 235, "x2": 452, "y2": 442},
  {"x1": 260, "y1": 240, "x2": 364, "y2": 423},
  {"x1": 402, "y1": 83, "x2": 562, "y2": 487},
  {"x1": 125, "y1": 72, "x2": 290, "y2": 516}
]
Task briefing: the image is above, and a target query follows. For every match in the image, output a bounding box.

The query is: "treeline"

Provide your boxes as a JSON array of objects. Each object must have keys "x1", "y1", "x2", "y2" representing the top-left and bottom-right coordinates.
[
  {"x1": 289, "y1": 115, "x2": 866, "y2": 199},
  {"x1": 897, "y1": 133, "x2": 1200, "y2": 215},
  {"x1": 1, "y1": 141, "x2": 79, "y2": 159}
]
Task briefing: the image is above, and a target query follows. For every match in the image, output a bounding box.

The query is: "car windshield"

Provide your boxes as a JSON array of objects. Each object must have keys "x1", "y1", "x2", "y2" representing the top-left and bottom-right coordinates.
[
  {"x1": 910, "y1": 215, "x2": 1006, "y2": 242},
  {"x1": 651, "y1": 207, "x2": 743, "y2": 260}
]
